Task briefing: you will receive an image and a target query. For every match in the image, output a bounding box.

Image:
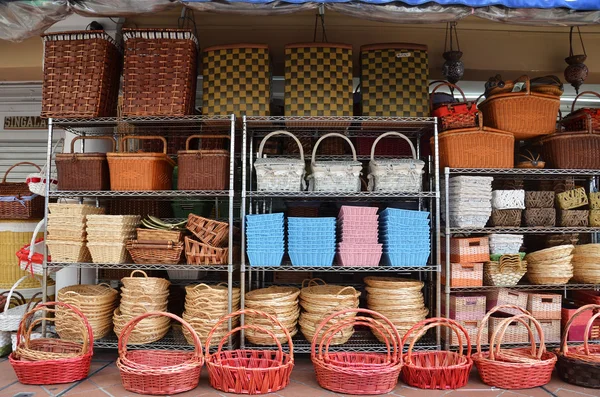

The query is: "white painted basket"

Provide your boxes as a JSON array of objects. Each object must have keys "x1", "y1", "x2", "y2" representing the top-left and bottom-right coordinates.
[
  {"x1": 367, "y1": 132, "x2": 424, "y2": 192},
  {"x1": 254, "y1": 130, "x2": 306, "y2": 191},
  {"x1": 492, "y1": 190, "x2": 526, "y2": 210},
  {"x1": 307, "y1": 133, "x2": 362, "y2": 192}
]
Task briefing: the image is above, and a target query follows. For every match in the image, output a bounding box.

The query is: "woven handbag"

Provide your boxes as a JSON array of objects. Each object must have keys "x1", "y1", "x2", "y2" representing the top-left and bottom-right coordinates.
[
  {"x1": 430, "y1": 82, "x2": 478, "y2": 131},
  {"x1": 563, "y1": 91, "x2": 600, "y2": 133}
]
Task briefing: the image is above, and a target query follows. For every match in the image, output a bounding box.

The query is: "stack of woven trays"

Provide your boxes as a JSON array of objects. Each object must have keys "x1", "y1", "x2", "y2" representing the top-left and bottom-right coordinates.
[
  {"x1": 490, "y1": 189, "x2": 524, "y2": 227},
  {"x1": 298, "y1": 281, "x2": 360, "y2": 344},
  {"x1": 380, "y1": 208, "x2": 430, "y2": 267},
  {"x1": 245, "y1": 286, "x2": 299, "y2": 345},
  {"x1": 524, "y1": 191, "x2": 556, "y2": 227},
  {"x1": 87, "y1": 215, "x2": 140, "y2": 264},
  {"x1": 113, "y1": 271, "x2": 171, "y2": 344},
  {"x1": 56, "y1": 284, "x2": 118, "y2": 341},
  {"x1": 182, "y1": 283, "x2": 240, "y2": 346},
  {"x1": 364, "y1": 276, "x2": 427, "y2": 342},
  {"x1": 443, "y1": 176, "x2": 493, "y2": 228},
  {"x1": 336, "y1": 206, "x2": 382, "y2": 267},
  {"x1": 525, "y1": 245, "x2": 574, "y2": 285},
  {"x1": 485, "y1": 234, "x2": 526, "y2": 286},
  {"x1": 288, "y1": 217, "x2": 336, "y2": 267},
  {"x1": 126, "y1": 228, "x2": 184, "y2": 270},
  {"x1": 185, "y1": 214, "x2": 235, "y2": 265},
  {"x1": 246, "y1": 213, "x2": 285, "y2": 266},
  {"x1": 571, "y1": 244, "x2": 600, "y2": 284},
  {"x1": 47, "y1": 204, "x2": 104, "y2": 263}
]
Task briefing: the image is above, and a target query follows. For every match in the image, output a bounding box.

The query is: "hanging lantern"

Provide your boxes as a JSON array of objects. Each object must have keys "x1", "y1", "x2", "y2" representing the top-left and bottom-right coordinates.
[
  {"x1": 442, "y1": 22, "x2": 464, "y2": 85},
  {"x1": 564, "y1": 27, "x2": 588, "y2": 94}
]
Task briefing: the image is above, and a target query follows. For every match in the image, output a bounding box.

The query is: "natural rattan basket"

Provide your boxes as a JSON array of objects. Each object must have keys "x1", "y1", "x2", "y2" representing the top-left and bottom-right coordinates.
[{"x1": 177, "y1": 135, "x2": 229, "y2": 191}]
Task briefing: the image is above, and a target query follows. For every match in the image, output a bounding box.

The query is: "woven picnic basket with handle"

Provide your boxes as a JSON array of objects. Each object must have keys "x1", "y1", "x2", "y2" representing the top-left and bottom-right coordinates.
[
  {"x1": 311, "y1": 308, "x2": 403, "y2": 395},
  {"x1": 41, "y1": 30, "x2": 121, "y2": 118},
  {"x1": 107, "y1": 136, "x2": 176, "y2": 191},
  {"x1": 401, "y1": 318, "x2": 473, "y2": 390},
  {"x1": 472, "y1": 304, "x2": 557, "y2": 389},
  {"x1": 307, "y1": 133, "x2": 362, "y2": 192},
  {"x1": 563, "y1": 91, "x2": 600, "y2": 132},
  {"x1": 541, "y1": 113, "x2": 600, "y2": 169},
  {"x1": 205, "y1": 309, "x2": 294, "y2": 394},
  {"x1": 122, "y1": 28, "x2": 198, "y2": 116},
  {"x1": 0, "y1": 162, "x2": 44, "y2": 220},
  {"x1": 0, "y1": 276, "x2": 43, "y2": 332},
  {"x1": 178, "y1": 135, "x2": 230, "y2": 191},
  {"x1": 56, "y1": 136, "x2": 115, "y2": 191},
  {"x1": 254, "y1": 130, "x2": 306, "y2": 192},
  {"x1": 117, "y1": 311, "x2": 204, "y2": 395},
  {"x1": 557, "y1": 304, "x2": 600, "y2": 388},
  {"x1": 9, "y1": 301, "x2": 93, "y2": 385},
  {"x1": 430, "y1": 82, "x2": 478, "y2": 131}
]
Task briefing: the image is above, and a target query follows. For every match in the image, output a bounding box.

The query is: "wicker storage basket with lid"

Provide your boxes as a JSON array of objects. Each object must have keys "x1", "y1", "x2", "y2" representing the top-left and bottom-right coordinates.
[
  {"x1": 563, "y1": 91, "x2": 600, "y2": 132},
  {"x1": 203, "y1": 44, "x2": 270, "y2": 117},
  {"x1": 177, "y1": 135, "x2": 229, "y2": 191},
  {"x1": 478, "y1": 75, "x2": 561, "y2": 140},
  {"x1": 56, "y1": 136, "x2": 115, "y2": 191},
  {"x1": 0, "y1": 162, "x2": 44, "y2": 220},
  {"x1": 107, "y1": 136, "x2": 176, "y2": 191},
  {"x1": 285, "y1": 43, "x2": 353, "y2": 127},
  {"x1": 122, "y1": 28, "x2": 198, "y2": 116},
  {"x1": 360, "y1": 43, "x2": 429, "y2": 117},
  {"x1": 41, "y1": 30, "x2": 121, "y2": 118},
  {"x1": 307, "y1": 133, "x2": 362, "y2": 192},
  {"x1": 255, "y1": 131, "x2": 306, "y2": 192}
]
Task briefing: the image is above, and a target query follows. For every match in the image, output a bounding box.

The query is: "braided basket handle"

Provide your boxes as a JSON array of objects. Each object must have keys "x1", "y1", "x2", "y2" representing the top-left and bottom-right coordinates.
[
  {"x1": 476, "y1": 304, "x2": 531, "y2": 355},
  {"x1": 120, "y1": 136, "x2": 167, "y2": 154},
  {"x1": 488, "y1": 313, "x2": 544, "y2": 361},
  {"x1": 185, "y1": 134, "x2": 230, "y2": 151},
  {"x1": 403, "y1": 318, "x2": 471, "y2": 362},
  {"x1": 301, "y1": 278, "x2": 326, "y2": 288},
  {"x1": 312, "y1": 133, "x2": 357, "y2": 164},
  {"x1": 571, "y1": 91, "x2": 600, "y2": 113},
  {"x1": 370, "y1": 132, "x2": 416, "y2": 162},
  {"x1": 118, "y1": 311, "x2": 202, "y2": 361},
  {"x1": 560, "y1": 303, "x2": 600, "y2": 356},
  {"x1": 3, "y1": 162, "x2": 41, "y2": 183},
  {"x1": 128, "y1": 270, "x2": 148, "y2": 278},
  {"x1": 71, "y1": 136, "x2": 117, "y2": 153},
  {"x1": 257, "y1": 130, "x2": 304, "y2": 161},
  {"x1": 336, "y1": 286, "x2": 358, "y2": 296}
]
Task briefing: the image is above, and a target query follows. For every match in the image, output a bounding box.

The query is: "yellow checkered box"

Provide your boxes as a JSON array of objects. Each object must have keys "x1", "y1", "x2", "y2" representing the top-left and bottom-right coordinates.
[
  {"x1": 285, "y1": 43, "x2": 353, "y2": 117},
  {"x1": 361, "y1": 43, "x2": 429, "y2": 117},
  {"x1": 202, "y1": 44, "x2": 271, "y2": 116}
]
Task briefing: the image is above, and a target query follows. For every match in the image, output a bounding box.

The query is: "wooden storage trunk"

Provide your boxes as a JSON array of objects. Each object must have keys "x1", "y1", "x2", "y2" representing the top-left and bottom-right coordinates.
[
  {"x1": 360, "y1": 43, "x2": 429, "y2": 117},
  {"x1": 202, "y1": 44, "x2": 270, "y2": 116}
]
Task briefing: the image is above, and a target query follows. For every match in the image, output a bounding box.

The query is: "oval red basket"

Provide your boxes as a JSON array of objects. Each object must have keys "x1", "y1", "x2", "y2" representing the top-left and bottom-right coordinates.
[
  {"x1": 205, "y1": 309, "x2": 294, "y2": 394},
  {"x1": 116, "y1": 311, "x2": 204, "y2": 395},
  {"x1": 401, "y1": 318, "x2": 473, "y2": 390},
  {"x1": 9, "y1": 301, "x2": 93, "y2": 385},
  {"x1": 472, "y1": 304, "x2": 557, "y2": 389},
  {"x1": 311, "y1": 308, "x2": 403, "y2": 395}
]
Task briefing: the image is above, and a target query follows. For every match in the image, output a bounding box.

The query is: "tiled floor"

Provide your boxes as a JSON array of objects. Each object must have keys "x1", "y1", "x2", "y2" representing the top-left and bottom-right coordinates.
[{"x1": 1, "y1": 351, "x2": 599, "y2": 397}]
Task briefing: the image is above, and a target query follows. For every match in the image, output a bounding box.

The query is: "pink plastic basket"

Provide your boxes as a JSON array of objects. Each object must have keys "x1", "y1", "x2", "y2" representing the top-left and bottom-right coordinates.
[
  {"x1": 338, "y1": 206, "x2": 378, "y2": 217},
  {"x1": 338, "y1": 214, "x2": 379, "y2": 223},
  {"x1": 340, "y1": 235, "x2": 379, "y2": 244},
  {"x1": 337, "y1": 251, "x2": 382, "y2": 267}
]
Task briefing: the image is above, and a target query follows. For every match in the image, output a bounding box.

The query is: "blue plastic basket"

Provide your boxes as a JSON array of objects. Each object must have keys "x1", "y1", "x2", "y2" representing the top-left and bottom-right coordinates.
[
  {"x1": 380, "y1": 219, "x2": 430, "y2": 228},
  {"x1": 382, "y1": 251, "x2": 430, "y2": 267},
  {"x1": 288, "y1": 217, "x2": 336, "y2": 225},
  {"x1": 247, "y1": 250, "x2": 285, "y2": 267},
  {"x1": 288, "y1": 226, "x2": 336, "y2": 235},
  {"x1": 246, "y1": 213, "x2": 285, "y2": 221},
  {"x1": 380, "y1": 208, "x2": 430, "y2": 220},
  {"x1": 288, "y1": 251, "x2": 335, "y2": 267}
]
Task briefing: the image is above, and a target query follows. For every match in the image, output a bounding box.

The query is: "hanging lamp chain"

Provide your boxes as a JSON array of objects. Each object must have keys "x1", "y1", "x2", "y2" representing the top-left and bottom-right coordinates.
[
  {"x1": 313, "y1": 4, "x2": 328, "y2": 43},
  {"x1": 569, "y1": 26, "x2": 586, "y2": 57}
]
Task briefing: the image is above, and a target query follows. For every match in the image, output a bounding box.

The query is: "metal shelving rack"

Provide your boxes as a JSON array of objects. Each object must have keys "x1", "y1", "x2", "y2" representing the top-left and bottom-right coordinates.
[
  {"x1": 240, "y1": 115, "x2": 441, "y2": 353},
  {"x1": 443, "y1": 166, "x2": 600, "y2": 349},
  {"x1": 41, "y1": 115, "x2": 238, "y2": 350}
]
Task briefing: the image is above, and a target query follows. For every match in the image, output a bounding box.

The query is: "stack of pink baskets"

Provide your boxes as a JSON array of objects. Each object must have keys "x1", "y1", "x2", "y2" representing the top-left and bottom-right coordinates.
[{"x1": 337, "y1": 206, "x2": 382, "y2": 267}]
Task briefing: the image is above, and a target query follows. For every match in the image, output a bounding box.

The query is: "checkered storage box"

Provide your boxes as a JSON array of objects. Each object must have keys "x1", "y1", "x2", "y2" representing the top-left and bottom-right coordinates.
[
  {"x1": 202, "y1": 44, "x2": 271, "y2": 116},
  {"x1": 284, "y1": 43, "x2": 353, "y2": 120},
  {"x1": 360, "y1": 43, "x2": 429, "y2": 117}
]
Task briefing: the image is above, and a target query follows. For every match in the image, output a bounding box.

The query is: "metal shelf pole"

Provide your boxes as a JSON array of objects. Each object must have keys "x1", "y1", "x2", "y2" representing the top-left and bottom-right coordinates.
[{"x1": 240, "y1": 115, "x2": 248, "y2": 349}]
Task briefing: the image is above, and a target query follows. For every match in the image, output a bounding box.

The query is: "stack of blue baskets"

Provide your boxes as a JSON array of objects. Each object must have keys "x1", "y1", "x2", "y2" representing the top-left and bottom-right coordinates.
[
  {"x1": 287, "y1": 217, "x2": 336, "y2": 267},
  {"x1": 246, "y1": 213, "x2": 285, "y2": 266},
  {"x1": 380, "y1": 208, "x2": 430, "y2": 267}
]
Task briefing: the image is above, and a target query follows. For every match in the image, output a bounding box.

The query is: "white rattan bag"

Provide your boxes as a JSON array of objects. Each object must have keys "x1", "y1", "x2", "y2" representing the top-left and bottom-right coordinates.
[
  {"x1": 254, "y1": 130, "x2": 306, "y2": 191},
  {"x1": 307, "y1": 133, "x2": 362, "y2": 192},
  {"x1": 367, "y1": 132, "x2": 424, "y2": 192}
]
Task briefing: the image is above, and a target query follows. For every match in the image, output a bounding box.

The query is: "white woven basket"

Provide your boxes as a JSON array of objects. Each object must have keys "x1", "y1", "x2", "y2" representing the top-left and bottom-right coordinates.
[
  {"x1": 254, "y1": 130, "x2": 306, "y2": 191},
  {"x1": 0, "y1": 276, "x2": 42, "y2": 332},
  {"x1": 492, "y1": 190, "x2": 526, "y2": 210},
  {"x1": 367, "y1": 132, "x2": 424, "y2": 192},
  {"x1": 307, "y1": 133, "x2": 362, "y2": 192}
]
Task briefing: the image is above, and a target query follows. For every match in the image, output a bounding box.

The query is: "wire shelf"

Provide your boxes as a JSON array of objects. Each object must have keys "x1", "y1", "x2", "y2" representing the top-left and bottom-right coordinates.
[
  {"x1": 448, "y1": 168, "x2": 599, "y2": 179},
  {"x1": 48, "y1": 262, "x2": 235, "y2": 272},
  {"x1": 448, "y1": 227, "x2": 600, "y2": 234},
  {"x1": 450, "y1": 283, "x2": 600, "y2": 292},
  {"x1": 49, "y1": 190, "x2": 231, "y2": 200},
  {"x1": 246, "y1": 191, "x2": 437, "y2": 200},
  {"x1": 246, "y1": 265, "x2": 439, "y2": 272}
]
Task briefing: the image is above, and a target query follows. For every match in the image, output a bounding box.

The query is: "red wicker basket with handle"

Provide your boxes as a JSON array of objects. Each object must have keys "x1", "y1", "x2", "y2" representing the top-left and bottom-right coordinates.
[
  {"x1": 205, "y1": 309, "x2": 294, "y2": 395},
  {"x1": 116, "y1": 311, "x2": 204, "y2": 395},
  {"x1": 311, "y1": 308, "x2": 402, "y2": 395},
  {"x1": 9, "y1": 301, "x2": 93, "y2": 385},
  {"x1": 472, "y1": 304, "x2": 557, "y2": 389},
  {"x1": 56, "y1": 136, "x2": 115, "y2": 191},
  {"x1": 0, "y1": 162, "x2": 44, "y2": 220},
  {"x1": 563, "y1": 91, "x2": 600, "y2": 132},
  {"x1": 430, "y1": 82, "x2": 478, "y2": 132},
  {"x1": 401, "y1": 318, "x2": 473, "y2": 390},
  {"x1": 177, "y1": 134, "x2": 230, "y2": 191}
]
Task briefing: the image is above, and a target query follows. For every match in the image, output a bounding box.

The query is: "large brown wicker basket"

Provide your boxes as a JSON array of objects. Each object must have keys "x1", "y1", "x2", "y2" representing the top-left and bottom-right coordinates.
[
  {"x1": 177, "y1": 135, "x2": 229, "y2": 191},
  {"x1": 107, "y1": 136, "x2": 176, "y2": 191},
  {"x1": 0, "y1": 162, "x2": 44, "y2": 220},
  {"x1": 41, "y1": 30, "x2": 121, "y2": 118},
  {"x1": 56, "y1": 136, "x2": 115, "y2": 191},
  {"x1": 541, "y1": 117, "x2": 600, "y2": 169},
  {"x1": 122, "y1": 28, "x2": 198, "y2": 116}
]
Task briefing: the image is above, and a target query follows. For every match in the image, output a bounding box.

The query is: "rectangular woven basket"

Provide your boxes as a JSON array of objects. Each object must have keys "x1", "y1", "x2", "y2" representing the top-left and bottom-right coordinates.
[
  {"x1": 177, "y1": 135, "x2": 229, "y2": 191},
  {"x1": 489, "y1": 315, "x2": 529, "y2": 343},
  {"x1": 360, "y1": 43, "x2": 429, "y2": 117},
  {"x1": 486, "y1": 288, "x2": 528, "y2": 315},
  {"x1": 441, "y1": 263, "x2": 483, "y2": 287},
  {"x1": 56, "y1": 136, "x2": 115, "y2": 191},
  {"x1": 445, "y1": 295, "x2": 486, "y2": 320},
  {"x1": 202, "y1": 44, "x2": 270, "y2": 116},
  {"x1": 524, "y1": 208, "x2": 556, "y2": 227},
  {"x1": 41, "y1": 30, "x2": 121, "y2": 118},
  {"x1": 527, "y1": 293, "x2": 561, "y2": 320},
  {"x1": 122, "y1": 28, "x2": 198, "y2": 116}
]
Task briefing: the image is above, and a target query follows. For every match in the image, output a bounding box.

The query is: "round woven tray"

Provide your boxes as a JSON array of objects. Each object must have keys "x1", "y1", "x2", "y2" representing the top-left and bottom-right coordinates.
[
  {"x1": 526, "y1": 245, "x2": 574, "y2": 263},
  {"x1": 364, "y1": 276, "x2": 424, "y2": 289}
]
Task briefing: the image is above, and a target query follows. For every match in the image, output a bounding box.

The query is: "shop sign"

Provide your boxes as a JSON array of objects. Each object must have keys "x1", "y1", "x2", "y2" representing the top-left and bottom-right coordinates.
[{"x1": 4, "y1": 116, "x2": 48, "y2": 130}]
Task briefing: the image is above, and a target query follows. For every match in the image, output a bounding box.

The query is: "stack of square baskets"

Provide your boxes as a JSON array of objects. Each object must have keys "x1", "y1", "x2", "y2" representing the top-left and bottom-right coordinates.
[{"x1": 185, "y1": 214, "x2": 237, "y2": 266}]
